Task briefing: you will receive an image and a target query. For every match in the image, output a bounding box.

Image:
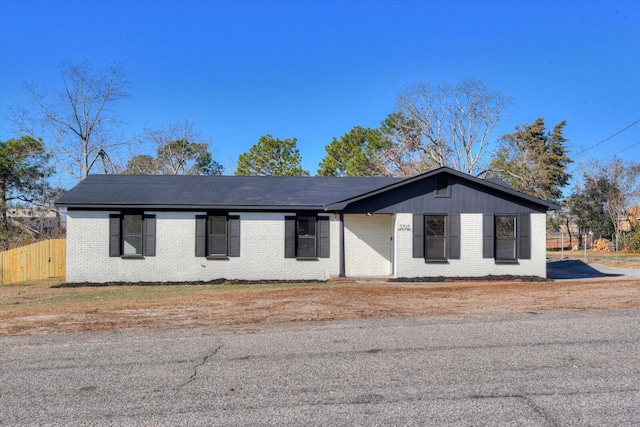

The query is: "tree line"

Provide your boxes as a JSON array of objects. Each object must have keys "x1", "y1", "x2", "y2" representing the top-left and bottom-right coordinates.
[{"x1": 2, "y1": 60, "x2": 639, "y2": 250}]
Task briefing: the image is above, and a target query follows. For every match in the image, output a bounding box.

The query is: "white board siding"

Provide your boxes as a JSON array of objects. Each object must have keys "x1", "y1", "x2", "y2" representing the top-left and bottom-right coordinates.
[
  {"x1": 344, "y1": 214, "x2": 392, "y2": 277},
  {"x1": 65, "y1": 211, "x2": 340, "y2": 283},
  {"x1": 394, "y1": 213, "x2": 547, "y2": 278}
]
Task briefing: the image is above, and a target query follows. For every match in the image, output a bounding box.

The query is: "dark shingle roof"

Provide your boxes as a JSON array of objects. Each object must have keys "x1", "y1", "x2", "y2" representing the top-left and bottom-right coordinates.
[
  {"x1": 55, "y1": 167, "x2": 561, "y2": 211},
  {"x1": 55, "y1": 174, "x2": 403, "y2": 210}
]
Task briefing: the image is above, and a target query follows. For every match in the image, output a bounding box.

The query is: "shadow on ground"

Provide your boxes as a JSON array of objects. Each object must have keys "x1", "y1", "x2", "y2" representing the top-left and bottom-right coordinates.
[{"x1": 547, "y1": 259, "x2": 623, "y2": 280}]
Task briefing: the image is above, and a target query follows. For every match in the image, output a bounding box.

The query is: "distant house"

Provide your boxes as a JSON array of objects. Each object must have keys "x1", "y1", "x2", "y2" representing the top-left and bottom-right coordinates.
[
  {"x1": 6, "y1": 208, "x2": 61, "y2": 235},
  {"x1": 54, "y1": 167, "x2": 559, "y2": 283},
  {"x1": 620, "y1": 206, "x2": 640, "y2": 233}
]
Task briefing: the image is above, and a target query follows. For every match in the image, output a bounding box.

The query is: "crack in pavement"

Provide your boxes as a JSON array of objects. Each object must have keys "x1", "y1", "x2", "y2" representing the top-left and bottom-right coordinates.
[
  {"x1": 174, "y1": 345, "x2": 223, "y2": 390},
  {"x1": 516, "y1": 394, "x2": 558, "y2": 427}
]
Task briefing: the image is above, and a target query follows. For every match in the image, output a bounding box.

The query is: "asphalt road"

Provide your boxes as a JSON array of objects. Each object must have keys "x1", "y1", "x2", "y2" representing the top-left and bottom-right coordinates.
[{"x1": 1, "y1": 309, "x2": 639, "y2": 426}]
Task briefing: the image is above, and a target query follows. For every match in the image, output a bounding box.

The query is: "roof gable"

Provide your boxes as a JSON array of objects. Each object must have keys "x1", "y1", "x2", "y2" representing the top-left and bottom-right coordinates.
[{"x1": 325, "y1": 167, "x2": 560, "y2": 212}]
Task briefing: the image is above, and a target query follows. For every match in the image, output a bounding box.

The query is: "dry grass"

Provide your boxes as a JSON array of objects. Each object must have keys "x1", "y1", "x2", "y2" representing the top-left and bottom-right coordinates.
[{"x1": 2, "y1": 277, "x2": 639, "y2": 336}]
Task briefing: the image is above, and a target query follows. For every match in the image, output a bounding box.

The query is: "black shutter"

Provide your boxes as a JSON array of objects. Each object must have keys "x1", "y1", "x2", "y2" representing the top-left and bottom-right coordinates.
[
  {"x1": 449, "y1": 214, "x2": 461, "y2": 259},
  {"x1": 284, "y1": 216, "x2": 296, "y2": 258},
  {"x1": 109, "y1": 214, "x2": 121, "y2": 257},
  {"x1": 228, "y1": 216, "x2": 240, "y2": 257},
  {"x1": 195, "y1": 215, "x2": 207, "y2": 257},
  {"x1": 317, "y1": 216, "x2": 330, "y2": 258},
  {"x1": 413, "y1": 214, "x2": 424, "y2": 258},
  {"x1": 483, "y1": 214, "x2": 494, "y2": 258},
  {"x1": 519, "y1": 213, "x2": 531, "y2": 260},
  {"x1": 143, "y1": 215, "x2": 156, "y2": 257}
]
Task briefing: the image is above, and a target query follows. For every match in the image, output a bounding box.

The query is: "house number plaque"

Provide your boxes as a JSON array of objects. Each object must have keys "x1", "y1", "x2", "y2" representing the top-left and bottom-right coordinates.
[{"x1": 397, "y1": 224, "x2": 411, "y2": 231}]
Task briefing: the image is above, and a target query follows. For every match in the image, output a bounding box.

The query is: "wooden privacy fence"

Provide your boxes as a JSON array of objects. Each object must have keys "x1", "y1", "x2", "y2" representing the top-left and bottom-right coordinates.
[{"x1": 0, "y1": 239, "x2": 66, "y2": 285}]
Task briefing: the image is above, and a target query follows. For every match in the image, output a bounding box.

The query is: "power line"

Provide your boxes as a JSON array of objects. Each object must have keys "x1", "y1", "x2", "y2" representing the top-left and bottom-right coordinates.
[
  {"x1": 573, "y1": 118, "x2": 640, "y2": 157},
  {"x1": 567, "y1": 138, "x2": 640, "y2": 177},
  {"x1": 611, "y1": 139, "x2": 640, "y2": 156}
]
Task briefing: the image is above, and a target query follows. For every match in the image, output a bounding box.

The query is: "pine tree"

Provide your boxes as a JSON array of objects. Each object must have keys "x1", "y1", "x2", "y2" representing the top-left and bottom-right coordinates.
[
  {"x1": 317, "y1": 126, "x2": 390, "y2": 176},
  {"x1": 235, "y1": 135, "x2": 309, "y2": 176},
  {"x1": 488, "y1": 117, "x2": 572, "y2": 203}
]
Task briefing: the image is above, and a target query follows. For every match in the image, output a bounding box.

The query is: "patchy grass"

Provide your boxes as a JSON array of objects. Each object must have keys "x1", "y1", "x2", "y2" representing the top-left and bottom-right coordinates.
[
  {"x1": 2, "y1": 276, "x2": 639, "y2": 336},
  {"x1": 1, "y1": 279, "x2": 335, "y2": 316}
]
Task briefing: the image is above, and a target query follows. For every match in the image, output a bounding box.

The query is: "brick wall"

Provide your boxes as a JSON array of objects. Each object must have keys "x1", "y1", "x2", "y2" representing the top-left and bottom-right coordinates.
[
  {"x1": 66, "y1": 210, "x2": 548, "y2": 283},
  {"x1": 66, "y1": 211, "x2": 339, "y2": 283},
  {"x1": 394, "y1": 213, "x2": 547, "y2": 278}
]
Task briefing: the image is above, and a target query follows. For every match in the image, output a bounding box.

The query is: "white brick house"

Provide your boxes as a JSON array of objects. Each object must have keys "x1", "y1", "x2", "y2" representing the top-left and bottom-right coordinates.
[{"x1": 55, "y1": 167, "x2": 559, "y2": 283}]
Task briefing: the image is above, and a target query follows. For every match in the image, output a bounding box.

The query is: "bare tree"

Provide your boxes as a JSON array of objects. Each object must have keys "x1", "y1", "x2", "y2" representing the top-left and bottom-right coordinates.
[
  {"x1": 379, "y1": 112, "x2": 438, "y2": 177},
  {"x1": 134, "y1": 120, "x2": 223, "y2": 175},
  {"x1": 6, "y1": 61, "x2": 132, "y2": 181},
  {"x1": 392, "y1": 78, "x2": 511, "y2": 175},
  {"x1": 597, "y1": 158, "x2": 640, "y2": 240}
]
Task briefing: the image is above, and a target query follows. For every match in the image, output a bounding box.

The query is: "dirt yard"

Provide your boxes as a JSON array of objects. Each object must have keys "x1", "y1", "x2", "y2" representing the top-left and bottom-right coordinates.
[{"x1": 2, "y1": 276, "x2": 639, "y2": 336}]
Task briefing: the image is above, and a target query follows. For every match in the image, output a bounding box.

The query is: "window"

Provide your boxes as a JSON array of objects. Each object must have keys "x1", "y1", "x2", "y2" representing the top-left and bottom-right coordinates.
[
  {"x1": 495, "y1": 215, "x2": 516, "y2": 261},
  {"x1": 285, "y1": 215, "x2": 330, "y2": 259},
  {"x1": 109, "y1": 213, "x2": 156, "y2": 257},
  {"x1": 483, "y1": 213, "x2": 531, "y2": 261},
  {"x1": 297, "y1": 216, "x2": 317, "y2": 258},
  {"x1": 208, "y1": 216, "x2": 228, "y2": 256},
  {"x1": 495, "y1": 215, "x2": 517, "y2": 261},
  {"x1": 413, "y1": 213, "x2": 460, "y2": 261},
  {"x1": 425, "y1": 215, "x2": 446, "y2": 260},
  {"x1": 195, "y1": 214, "x2": 240, "y2": 258},
  {"x1": 123, "y1": 214, "x2": 143, "y2": 255}
]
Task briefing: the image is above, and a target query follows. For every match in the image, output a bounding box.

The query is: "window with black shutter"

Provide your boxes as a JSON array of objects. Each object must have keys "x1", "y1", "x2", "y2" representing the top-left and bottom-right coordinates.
[
  {"x1": 484, "y1": 213, "x2": 531, "y2": 262},
  {"x1": 109, "y1": 213, "x2": 156, "y2": 258},
  {"x1": 285, "y1": 215, "x2": 330, "y2": 259},
  {"x1": 413, "y1": 213, "x2": 460, "y2": 262},
  {"x1": 195, "y1": 214, "x2": 240, "y2": 258}
]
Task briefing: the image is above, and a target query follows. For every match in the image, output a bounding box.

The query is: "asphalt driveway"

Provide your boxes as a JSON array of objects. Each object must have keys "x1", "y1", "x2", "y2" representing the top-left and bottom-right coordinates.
[{"x1": 547, "y1": 259, "x2": 640, "y2": 281}]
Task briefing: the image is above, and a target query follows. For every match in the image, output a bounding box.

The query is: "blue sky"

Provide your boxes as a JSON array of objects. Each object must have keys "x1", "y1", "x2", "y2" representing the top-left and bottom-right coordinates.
[{"x1": 1, "y1": 0, "x2": 639, "y2": 187}]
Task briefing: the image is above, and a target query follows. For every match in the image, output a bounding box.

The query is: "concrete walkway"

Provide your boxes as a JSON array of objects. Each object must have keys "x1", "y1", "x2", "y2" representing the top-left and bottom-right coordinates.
[{"x1": 547, "y1": 259, "x2": 640, "y2": 281}]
